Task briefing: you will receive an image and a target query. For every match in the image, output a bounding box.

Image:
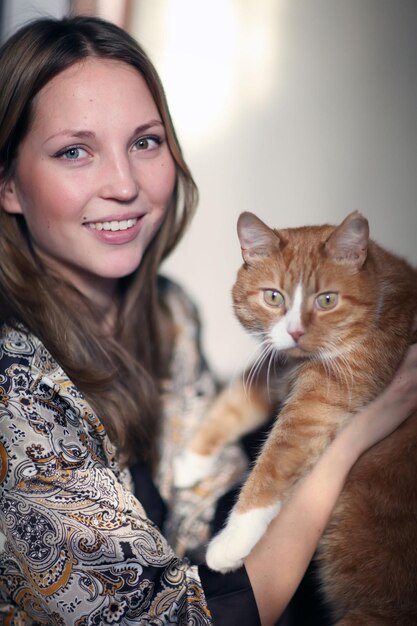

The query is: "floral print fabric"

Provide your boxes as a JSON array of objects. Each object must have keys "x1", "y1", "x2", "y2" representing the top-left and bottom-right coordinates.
[{"x1": 0, "y1": 281, "x2": 246, "y2": 625}]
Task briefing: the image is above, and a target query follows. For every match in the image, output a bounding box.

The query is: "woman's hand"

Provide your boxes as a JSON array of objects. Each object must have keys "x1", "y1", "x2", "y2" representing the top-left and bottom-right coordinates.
[{"x1": 383, "y1": 342, "x2": 417, "y2": 416}]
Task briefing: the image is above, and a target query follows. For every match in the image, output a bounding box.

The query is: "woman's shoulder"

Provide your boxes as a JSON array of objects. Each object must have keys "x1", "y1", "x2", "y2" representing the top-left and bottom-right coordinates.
[
  {"x1": 0, "y1": 321, "x2": 123, "y2": 487},
  {"x1": 157, "y1": 275, "x2": 206, "y2": 374},
  {"x1": 0, "y1": 322, "x2": 69, "y2": 391},
  {"x1": 1, "y1": 321, "x2": 35, "y2": 348},
  {"x1": 158, "y1": 274, "x2": 200, "y2": 326},
  {"x1": 0, "y1": 322, "x2": 51, "y2": 373},
  {"x1": 0, "y1": 322, "x2": 90, "y2": 434}
]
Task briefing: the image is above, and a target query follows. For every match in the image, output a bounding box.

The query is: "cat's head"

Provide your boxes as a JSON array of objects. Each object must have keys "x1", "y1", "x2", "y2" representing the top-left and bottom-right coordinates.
[{"x1": 232, "y1": 211, "x2": 374, "y2": 360}]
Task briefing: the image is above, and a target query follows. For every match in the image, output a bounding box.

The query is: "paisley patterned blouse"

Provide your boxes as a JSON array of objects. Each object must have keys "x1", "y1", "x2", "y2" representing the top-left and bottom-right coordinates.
[{"x1": 0, "y1": 279, "x2": 258, "y2": 626}]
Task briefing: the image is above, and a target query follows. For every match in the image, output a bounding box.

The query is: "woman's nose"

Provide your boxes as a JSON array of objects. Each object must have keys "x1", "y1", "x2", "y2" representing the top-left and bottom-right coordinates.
[{"x1": 99, "y1": 153, "x2": 139, "y2": 202}]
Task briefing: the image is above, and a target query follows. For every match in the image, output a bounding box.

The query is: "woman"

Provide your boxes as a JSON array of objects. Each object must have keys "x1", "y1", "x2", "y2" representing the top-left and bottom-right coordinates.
[{"x1": 0, "y1": 15, "x2": 416, "y2": 626}]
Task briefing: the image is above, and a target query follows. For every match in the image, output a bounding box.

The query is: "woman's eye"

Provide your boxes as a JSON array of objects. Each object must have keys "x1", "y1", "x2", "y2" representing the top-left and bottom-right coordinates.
[
  {"x1": 59, "y1": 146, "x2": 87, "y2": 160},
  {"x1": 263, "y1": 289, "x2": 285, "y2": 307},
  {"x1": 315, "y1": 292, "x2": 338, "y2": 310},
  {"x1": 133, "y1": 136, "x2": 161, "y2": 151}
]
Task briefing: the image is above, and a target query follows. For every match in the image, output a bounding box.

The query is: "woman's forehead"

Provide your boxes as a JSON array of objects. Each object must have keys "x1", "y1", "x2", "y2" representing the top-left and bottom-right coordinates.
[{"x1": 30, "y1": 58, "x2": 160, "y2": 135}]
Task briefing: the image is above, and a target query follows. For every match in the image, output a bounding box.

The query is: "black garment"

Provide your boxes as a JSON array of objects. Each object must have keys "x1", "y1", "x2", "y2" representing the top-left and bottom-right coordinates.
[
  {"x1": 199, "y1": 564, "x2": 261, "y2": 626},
  {"x1": 130, "y1": 461, "x2": 168, "y2": 529},
  {"x1": 130, "y1": 461, "x2": 262, "y2": 626}
]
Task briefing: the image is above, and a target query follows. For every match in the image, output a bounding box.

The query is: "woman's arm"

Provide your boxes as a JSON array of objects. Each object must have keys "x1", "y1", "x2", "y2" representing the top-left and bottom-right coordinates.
[{"x1": 245, "y1": 343, "x2": 417, "y2": 626}]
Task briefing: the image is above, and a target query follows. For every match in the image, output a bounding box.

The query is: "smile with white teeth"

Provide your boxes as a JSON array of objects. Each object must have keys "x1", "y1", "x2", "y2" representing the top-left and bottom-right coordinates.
[{"x1": 88, "y1": 218, "x2": 138, "y2": 232}]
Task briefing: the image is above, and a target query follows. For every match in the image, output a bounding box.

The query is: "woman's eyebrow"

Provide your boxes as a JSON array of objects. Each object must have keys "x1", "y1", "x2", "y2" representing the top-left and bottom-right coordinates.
[
  {"x1": 43, "y1": 120, "x2": 164, "y2": 145},
  {"x1": 43, "y1": 129, "x2": 95, "y2": 144},
  {"x1": 132, "y1": 120, "x2": 164, "y2": 135}
]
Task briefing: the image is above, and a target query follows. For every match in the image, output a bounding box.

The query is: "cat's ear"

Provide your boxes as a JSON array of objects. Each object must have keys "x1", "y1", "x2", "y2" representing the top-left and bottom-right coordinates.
[
  {"x1": 237, "y1": 212, "x2": 280, "y2": 264},
  {"x1": 324, "y1": 211, "x2": 369, "y2": 269}
]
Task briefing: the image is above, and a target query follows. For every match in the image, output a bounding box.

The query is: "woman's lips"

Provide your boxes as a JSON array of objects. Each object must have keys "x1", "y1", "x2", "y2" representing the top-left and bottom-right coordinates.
[
  {"x1": 88, "y1": 217, "x2": 138, "y2": 232},
  {"x1": 85, "y1": 215, "x2": 144, "y2": 244}
]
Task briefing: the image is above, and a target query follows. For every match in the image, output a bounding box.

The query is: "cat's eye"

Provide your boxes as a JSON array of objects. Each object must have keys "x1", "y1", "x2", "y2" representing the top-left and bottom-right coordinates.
[
  {"x1": 315, "y1": 292, "x2": 338, "y2": 310},
  {"x1": 263, "y1": 289, "x2": 285, "y2": 307}
]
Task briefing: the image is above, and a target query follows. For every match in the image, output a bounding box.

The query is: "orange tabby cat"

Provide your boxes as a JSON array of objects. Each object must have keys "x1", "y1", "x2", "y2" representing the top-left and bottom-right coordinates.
[{"x1": 173, "y1": 210, "x2": 417, "y2": 625}]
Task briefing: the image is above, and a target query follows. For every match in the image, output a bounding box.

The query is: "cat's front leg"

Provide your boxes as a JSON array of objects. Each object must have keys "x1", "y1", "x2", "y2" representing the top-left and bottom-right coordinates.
[
  {"x1": 173, "y1": 450, "x2": 218, "y2": 488},
  {"x1": 173, "y1": 379, "x2": 272, "y2": 488},
  {"x1": 206, "y1": 502, "x2": 282, "y2": 572},
  {"x1": 205, "y1": 447, "x2": 286, "y2": 572},
  {"x1": 206, "y1": 397, "x2": 347, "y2": 572}
]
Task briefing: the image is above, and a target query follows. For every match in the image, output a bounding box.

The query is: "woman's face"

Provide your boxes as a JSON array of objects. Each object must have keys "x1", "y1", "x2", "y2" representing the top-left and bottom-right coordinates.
[{"x1": 3, "y1": 58, "x2": 176, "y2": 305}]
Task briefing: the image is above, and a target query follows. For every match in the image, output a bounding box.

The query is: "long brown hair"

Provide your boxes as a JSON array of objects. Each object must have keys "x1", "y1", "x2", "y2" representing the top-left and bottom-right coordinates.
[{"x1": 0, "y1": 16, "x2": 198, "y2": 468}]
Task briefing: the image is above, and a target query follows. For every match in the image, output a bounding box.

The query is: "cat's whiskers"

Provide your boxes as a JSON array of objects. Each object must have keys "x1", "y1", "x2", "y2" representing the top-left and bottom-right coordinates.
[
  {"x1": 336, "y1": 352, "x2": 356, "y2": 405},
  {"x1": 314, "y1": 348, "x2": 333, "y2": 397},
  {"x1": 249, "y1": 341, "x2": 289, "y2": 401},
  {"x1": 244, "y1": 341, "x2": 270, "y2": 391},
  {"x1": 315, "y1": 340, "x2": 356, "y2": 406},
  {"x1": 266, "y1": 345, "x2": 278, "y2": 399},
  {"x1": 225, "y1": 332, "x2": 266, "y2": 393},
  {"x1": 331, "y1": 356, "x2": 354, "y2": 407},
  {"x1": 244, "y1": 339, "x2": 271, "y2": 398}
]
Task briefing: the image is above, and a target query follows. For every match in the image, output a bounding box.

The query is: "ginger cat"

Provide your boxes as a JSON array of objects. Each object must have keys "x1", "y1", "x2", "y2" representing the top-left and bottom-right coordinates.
[{"x1": 173, "y1": 211, "x2": 417, "y2": 625}]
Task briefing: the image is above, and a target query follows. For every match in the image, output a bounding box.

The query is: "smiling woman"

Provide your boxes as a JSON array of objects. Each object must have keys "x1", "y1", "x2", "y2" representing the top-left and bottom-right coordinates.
[
  {"x1": 0, "y1": 13, "x2": 416, "y2": 626},
  {"x1": 0, "y1": 15, "x2": 199, "y2": 474},
  {"x1": 0, "y1": 15, "x2": 259, "y2": 626},
  {"x1": 2, "y1": 59, "x2": 176, "y2": 305}
]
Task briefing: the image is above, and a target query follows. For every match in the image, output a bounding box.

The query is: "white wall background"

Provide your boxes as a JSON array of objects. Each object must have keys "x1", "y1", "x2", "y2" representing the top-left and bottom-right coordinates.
[
  {"x1": 131, "y1": 0, "x2": 417, "y2": 381},
  {"x1": 2, "y1": 0, "x2": 416, "y2": 381},
  {"x1": 1, "y1": 0, "x2": 69, "y2": 39}
]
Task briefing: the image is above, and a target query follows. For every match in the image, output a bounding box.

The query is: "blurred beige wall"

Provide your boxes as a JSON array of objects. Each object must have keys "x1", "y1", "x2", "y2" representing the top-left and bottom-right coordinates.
[
  {"x1": 1, "y1": 0, "x2": 68, "y2": 39},
  {"x1": 131, "y1": 0, "x2": 417, "y2": 380}
]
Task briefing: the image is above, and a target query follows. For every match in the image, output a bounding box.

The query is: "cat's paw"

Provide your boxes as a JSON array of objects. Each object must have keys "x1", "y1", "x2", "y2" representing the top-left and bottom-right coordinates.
[
  {"x1": 206, "y1": 504, "x2": 282, "y2": 573},
  {"x1": 172, "y1": 450, "x2": 217, "y2": 488},
  {"x1": 205, "y1": 520, "x2": 245, "y2": 573}
]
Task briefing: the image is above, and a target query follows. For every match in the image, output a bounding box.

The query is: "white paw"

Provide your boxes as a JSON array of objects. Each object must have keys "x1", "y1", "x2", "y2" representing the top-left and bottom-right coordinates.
[
  {"x1": 206, "y1": 504, "x2": 282, "y2": 573},
  {"x1": 172, "y1": 450, "x2": 217, "y2": 488}
]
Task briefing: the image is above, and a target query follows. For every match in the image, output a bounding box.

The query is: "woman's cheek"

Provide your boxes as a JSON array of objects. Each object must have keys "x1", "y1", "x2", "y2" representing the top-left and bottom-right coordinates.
[{"x1": 159, "y1": 157, "x2": 177, "y2": 204}]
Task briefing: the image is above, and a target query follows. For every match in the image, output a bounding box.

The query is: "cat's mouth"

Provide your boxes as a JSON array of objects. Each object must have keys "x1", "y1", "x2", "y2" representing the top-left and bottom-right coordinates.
[
  {"x1": 284, "y1": 345, "x2": 309, "y2": 359},
  {"x1": 271, "y1": 342, "x2": 310, "y2": 360}
]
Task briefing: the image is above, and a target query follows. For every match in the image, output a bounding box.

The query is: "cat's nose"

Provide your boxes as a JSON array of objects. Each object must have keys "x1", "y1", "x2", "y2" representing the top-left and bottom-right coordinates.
[{"x1": 289, "y1": 329, "x2": 305, "y2": 343}]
